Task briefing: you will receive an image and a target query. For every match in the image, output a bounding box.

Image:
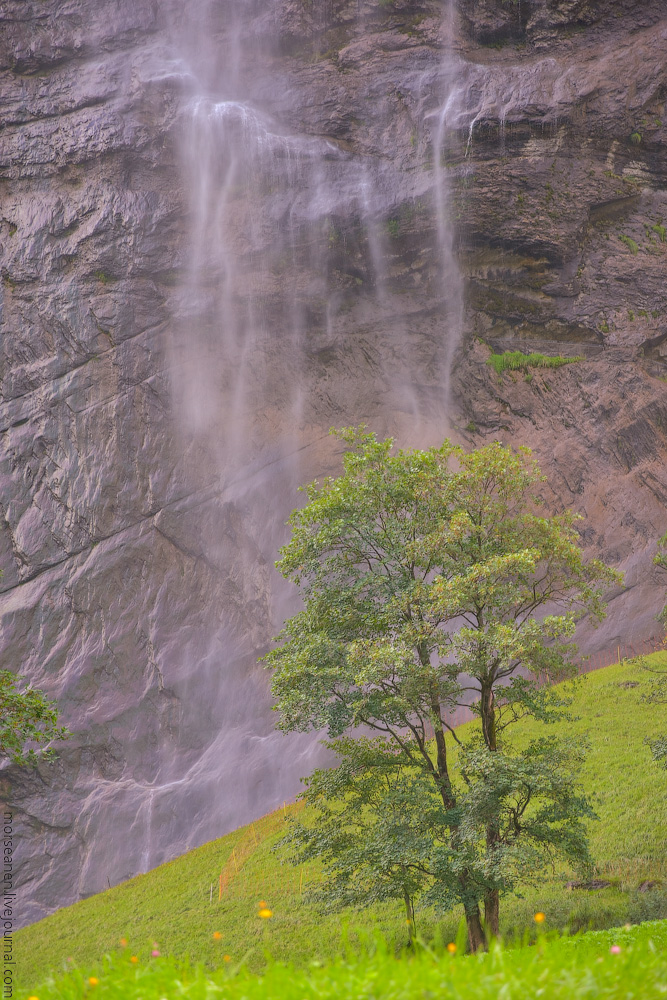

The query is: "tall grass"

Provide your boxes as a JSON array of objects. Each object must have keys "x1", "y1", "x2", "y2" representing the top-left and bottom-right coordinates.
[{"x1": 18, "y1": 920, "x2": 667, "y2": 1000}]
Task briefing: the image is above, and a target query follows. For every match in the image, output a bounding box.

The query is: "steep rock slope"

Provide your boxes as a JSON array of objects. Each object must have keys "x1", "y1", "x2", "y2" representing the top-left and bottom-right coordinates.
[
  {"x1": 451, "y1": 0, "x2": 667, "y2": 644},
  {"x1": 0, "y1": 0, "x2": 665, "y2": 924}
]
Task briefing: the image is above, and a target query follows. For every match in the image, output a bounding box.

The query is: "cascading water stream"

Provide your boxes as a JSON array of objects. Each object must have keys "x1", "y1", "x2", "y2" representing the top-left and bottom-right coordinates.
[
  {"x1": 140, "y1": 0, "x2": 472, "y2": 874},
  {"x1": 431, "y1": 9, "x2": 466, "y2": 411},
  {"x1": 41, "y1": 0, "x2": 474, "y2": 899}
]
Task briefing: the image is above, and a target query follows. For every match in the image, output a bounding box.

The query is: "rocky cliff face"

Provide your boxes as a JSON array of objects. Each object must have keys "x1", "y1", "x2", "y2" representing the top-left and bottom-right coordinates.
[{"x1": 1, "y1": 0, "x2": 665, "y2": 926}]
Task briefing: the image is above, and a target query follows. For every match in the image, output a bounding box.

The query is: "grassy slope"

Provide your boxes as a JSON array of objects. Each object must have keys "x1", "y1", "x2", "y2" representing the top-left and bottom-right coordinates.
[{"x1": 17, "y1": 656, "x2": 667, "y2": 991}]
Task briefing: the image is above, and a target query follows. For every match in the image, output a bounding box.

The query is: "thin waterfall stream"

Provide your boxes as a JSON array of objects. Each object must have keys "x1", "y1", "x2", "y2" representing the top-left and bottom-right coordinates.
[{"x1": 136, "y1": 0, "x2": 470, "y2": 876}]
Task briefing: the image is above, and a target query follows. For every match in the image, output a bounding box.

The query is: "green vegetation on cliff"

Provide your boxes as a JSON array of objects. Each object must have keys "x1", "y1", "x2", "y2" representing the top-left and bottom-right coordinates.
[{"x1": 487, "y1": 351, "x2": 583, "y2": 376}]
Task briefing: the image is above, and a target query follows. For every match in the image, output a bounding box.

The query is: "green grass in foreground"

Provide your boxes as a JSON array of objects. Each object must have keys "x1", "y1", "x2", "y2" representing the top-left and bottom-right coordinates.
[
  {"x1": 16, "y1": 657, "x2": 667, "y2": 990},
  {"x1": 487, "y1": 350, "x2": 583, "y2": 374},
  {"x1": 20, "y1": 921, "x2": 667, "y2": 1000}
]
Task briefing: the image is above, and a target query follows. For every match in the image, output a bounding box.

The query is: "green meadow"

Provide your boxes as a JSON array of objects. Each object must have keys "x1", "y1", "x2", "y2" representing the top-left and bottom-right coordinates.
[
  {"x1": 16, "y1": 656, "x2": 667, "y2": 994},
  {"x1": 18, "y1": 921, "x2": 667, "y2": 1000}
]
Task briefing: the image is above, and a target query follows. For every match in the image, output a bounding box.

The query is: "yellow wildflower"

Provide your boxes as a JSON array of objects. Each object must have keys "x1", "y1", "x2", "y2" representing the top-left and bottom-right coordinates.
[
  {"x1": 446, "y1": 942, "x2": 457, "y2": 954},
  {"x1": 258, "y1": 907, "x2": 273, "y2": 919},
  {"x1": 534, "y1": 912, "x2": 546, "y2": 924},
  {"x1": 213, "y1": 931, "x2": 223, "y2": 940},
  {"x1": 88, "y1": 978, "x2": 99, "y2": 987},
  {"x1": 130, "y1": 955, "x2": 139, "y2": 964}
]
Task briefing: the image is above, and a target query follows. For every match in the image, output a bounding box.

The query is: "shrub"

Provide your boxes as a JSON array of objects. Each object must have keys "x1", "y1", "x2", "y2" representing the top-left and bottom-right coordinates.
[{"x1": 628, "y1": 888, "x2": 667, "y2": 924}]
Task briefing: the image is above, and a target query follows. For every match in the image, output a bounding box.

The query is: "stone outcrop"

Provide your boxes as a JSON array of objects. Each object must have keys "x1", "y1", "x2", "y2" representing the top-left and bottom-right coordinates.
[{"x1": 0, "y1": 0, "x2": 665, "y2": 925}]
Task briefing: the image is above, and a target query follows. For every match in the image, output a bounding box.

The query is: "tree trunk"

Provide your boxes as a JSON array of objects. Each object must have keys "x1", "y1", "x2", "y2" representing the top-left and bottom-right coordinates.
[
  {"x1": 484, "y1": 888, "x2": 499, "y2": 938},
  {"x1": 480, "y1": 677, "x2": 500, "y2": 938},
  {"x1": 484, "y1": 816, "x2": 501, "y2": 938},
  {"x1": 403, "y1": 887, "x2": 416, "y2": 948},
  {"x1": 464, "y1": 901, "x2": 487, "y2": 952},
  {"x1": 480, "y1": 680, "x2": 496, "y2": 751}
]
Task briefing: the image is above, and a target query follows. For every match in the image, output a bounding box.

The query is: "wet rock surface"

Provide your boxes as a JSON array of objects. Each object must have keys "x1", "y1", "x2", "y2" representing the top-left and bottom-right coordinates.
[{"x1": 0, "y1": 0, "x2": 666, "y2": 925}]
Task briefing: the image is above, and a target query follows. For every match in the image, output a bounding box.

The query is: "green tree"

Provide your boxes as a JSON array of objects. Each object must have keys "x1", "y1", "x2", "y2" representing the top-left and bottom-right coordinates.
[
  {"x1": 0, "y1": 565, "x2": 69, "y2": 765},
  {"x1": 264, "y1": 429, "x2": 619, "y2": 950},
  {"x1": 0, "y1": 670, "x2": 69, "y2": 765}
]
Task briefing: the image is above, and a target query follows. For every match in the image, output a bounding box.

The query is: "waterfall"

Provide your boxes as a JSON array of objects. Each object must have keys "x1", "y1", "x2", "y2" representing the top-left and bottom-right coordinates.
[
  {"x1": 167, "y1": 0, "x2": 468, "y2": 445},
  {"x1": 13, "y1": 0, "x2": 470, "y2": 908},
  {"x1": 141, "y1": 0, "x2": 470, "y2": 872}
]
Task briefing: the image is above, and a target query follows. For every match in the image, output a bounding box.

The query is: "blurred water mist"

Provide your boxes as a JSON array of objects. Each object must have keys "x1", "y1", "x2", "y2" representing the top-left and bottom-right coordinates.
[
  {"x1": 151, "y1": 0, "x2": 468, "y2": 872},
  {"x1": 9, "y1": 0, "x2": 470, "y2": 924}
]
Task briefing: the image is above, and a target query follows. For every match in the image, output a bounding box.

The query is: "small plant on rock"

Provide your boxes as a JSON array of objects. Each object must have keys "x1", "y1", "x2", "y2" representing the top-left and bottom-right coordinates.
[
  {"x1": 619, "y1": 235, "x2": 639, "y2": 255},
  {"x1": 486, "y1": 351, "x2": 582, "y2": 376}
]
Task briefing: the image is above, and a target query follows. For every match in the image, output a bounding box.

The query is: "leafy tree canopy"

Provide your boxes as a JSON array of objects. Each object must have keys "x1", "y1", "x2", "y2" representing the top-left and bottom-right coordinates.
[
  {"x1": 0, "y1": 670, "x2": 69, "y2": 766},
  {"x1": 265, "y1": 429, "x2": 620, "y2": 949},
  {"x1": 0, "y1": 565, "x2": 69, "y2": 766}
]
